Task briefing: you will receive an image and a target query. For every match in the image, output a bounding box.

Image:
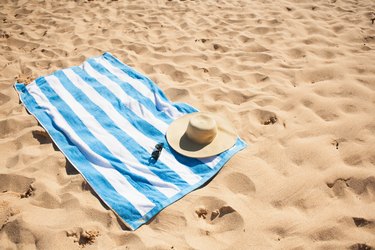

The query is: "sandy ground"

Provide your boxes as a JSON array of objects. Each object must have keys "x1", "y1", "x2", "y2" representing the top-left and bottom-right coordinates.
[{"x1": 1, "y1": 0, "x2": 375, "y2": 249}]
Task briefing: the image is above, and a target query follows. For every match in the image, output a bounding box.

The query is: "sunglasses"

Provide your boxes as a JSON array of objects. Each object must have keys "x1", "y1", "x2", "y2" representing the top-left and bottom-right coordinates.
[{"x1": 151, "y1": 143, "x2": 164, "y2": 161}]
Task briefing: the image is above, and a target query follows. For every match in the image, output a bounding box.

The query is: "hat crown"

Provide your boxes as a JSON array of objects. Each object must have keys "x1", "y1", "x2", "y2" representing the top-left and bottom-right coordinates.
[{"x1": 186, "y1": 114, "x2": 217, "y2": 145}]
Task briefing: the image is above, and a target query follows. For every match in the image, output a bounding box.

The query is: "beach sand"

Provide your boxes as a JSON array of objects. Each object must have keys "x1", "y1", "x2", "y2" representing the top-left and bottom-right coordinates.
[{"x1": 1, "y1": 0, "x2": 375, "y2": 249}]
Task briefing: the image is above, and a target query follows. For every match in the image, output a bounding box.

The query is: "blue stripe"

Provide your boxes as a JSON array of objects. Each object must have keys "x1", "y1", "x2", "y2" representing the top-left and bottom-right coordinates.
[
  {"x1": 52, "y1": 70, "x2": 192, "y2": 190},
  {"x1": 72, "y1": 66, "x2": 218, "y2": 178},
  {"x1": 14, "y1": 83, "x2": 142, "y2": 230},
  {"x1": 34, "y1": 76, "x2": 171, "y2": 206},
  {"x1": 173, "y1": 102, "x2": 199, "y2": 114}
]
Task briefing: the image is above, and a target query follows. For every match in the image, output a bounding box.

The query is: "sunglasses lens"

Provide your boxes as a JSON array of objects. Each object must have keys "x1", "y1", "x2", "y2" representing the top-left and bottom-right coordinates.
[
  {"x1": 152, "y1": 151, "x2": 160, "y2": 159},
  {"x1": 156, "y1": 143, "x2": 164, "y2": 150},
  {"x1": 151, "y1": 143, "x2": 164, "y2": 161}
]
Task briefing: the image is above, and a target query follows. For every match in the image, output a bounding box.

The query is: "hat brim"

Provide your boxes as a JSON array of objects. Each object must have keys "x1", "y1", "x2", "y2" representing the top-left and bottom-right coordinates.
[{"x1": 166, "y1": 113, "x2": 237, "y2": 158}]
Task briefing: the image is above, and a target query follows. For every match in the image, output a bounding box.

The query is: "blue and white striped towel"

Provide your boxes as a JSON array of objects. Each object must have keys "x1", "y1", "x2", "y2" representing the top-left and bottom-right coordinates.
[{"x1": 15, "y1": 52, "x2": 246, "y2": 230}]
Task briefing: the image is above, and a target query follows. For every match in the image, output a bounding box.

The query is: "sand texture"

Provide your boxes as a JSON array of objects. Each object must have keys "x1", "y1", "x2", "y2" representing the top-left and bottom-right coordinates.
[{"x1": 1, "y1": 0, "x2": 375, "y2": 249}]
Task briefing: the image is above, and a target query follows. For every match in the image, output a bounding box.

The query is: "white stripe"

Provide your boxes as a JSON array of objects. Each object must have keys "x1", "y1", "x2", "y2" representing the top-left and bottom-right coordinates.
[
  {"x1": 44, "y1": 74, "x2": 180, "y2": 198},
  {"x1": 94, "y1": 57, "x2": 182, "y2": 119},
  {"x1": 27, "y1": 83, "x2": 155, "y2": 216},
  {"x1": 63, "y1": 68, "x2": 202, "y2": 186}
]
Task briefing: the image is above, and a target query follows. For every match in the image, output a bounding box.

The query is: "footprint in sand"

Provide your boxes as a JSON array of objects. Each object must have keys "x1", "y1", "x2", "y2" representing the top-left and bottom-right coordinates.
[
  {"x1": 327, "y1": 176, "x2": 375, "y2": 200},
  {"x1": 0, "y1": 201, "x2": 20, "y2": 231},
  {"x1": 352, "y1": 217, "x2": 373, "y2": 228},
  {"x1": 187, "y1": 197, "x2": 245, "y2": 249},
  {"x1": 0, "y1": 92, "x2": 11, "y2": 106},
  {"x1": 193, "y1": 197, "x2": 244, "y2": 232},
  {"x1": 0, "y1": 116, "x2": 36, "y2": 139},
  {"x1": 309, "y1": 226, "x2": 345, "y2": 242},
  {"x1": 66, "y1": 228, "x2": 100, "y2": 247},
  {"x1": 223, "y1": 172, "x2": 256, "y2": 195},
  {"x1": 253, "y1": 109, "x2": 278, "y2": 125},
  {"x1": 349, "y1": 243, "x2": 373, "y2": 250},
  {"x1": 0, "y1": 174, "x2": 35, "y2": 198},
  {"x1": 1, "y1": 216, "x2": 36, "y2": 246},
  {"x1": 32, "y1": 130, "x2": 52, "y2": 144}
]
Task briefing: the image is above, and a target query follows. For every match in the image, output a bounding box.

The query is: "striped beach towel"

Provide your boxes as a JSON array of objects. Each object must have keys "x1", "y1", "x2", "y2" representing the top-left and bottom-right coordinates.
[{"x1": 15, "y1": 52, "x2": 246, "y2": 230}]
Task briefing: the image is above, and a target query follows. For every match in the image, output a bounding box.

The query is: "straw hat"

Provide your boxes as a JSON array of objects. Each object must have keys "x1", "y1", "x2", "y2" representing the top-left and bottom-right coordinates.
[{"x1": 166, "y1": 112, "x2": 237, "y2": 158}]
